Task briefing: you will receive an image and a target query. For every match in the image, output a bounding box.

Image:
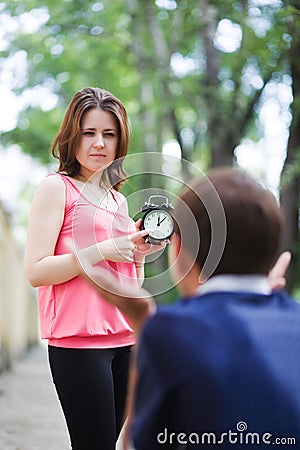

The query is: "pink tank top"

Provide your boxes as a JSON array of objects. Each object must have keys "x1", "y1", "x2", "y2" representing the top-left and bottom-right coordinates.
[{"x1": 38, "y1": 173, "x2": 137, "y2": 348}]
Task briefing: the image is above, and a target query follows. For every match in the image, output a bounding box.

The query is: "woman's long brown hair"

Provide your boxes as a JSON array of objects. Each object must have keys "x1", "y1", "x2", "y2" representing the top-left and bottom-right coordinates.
[{"x1": 51, "y1": 87, "x2": 130, "y2": 191}]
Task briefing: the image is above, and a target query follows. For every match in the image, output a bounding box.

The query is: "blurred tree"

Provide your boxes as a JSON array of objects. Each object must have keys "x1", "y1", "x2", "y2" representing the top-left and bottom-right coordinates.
[
  {"x1": 1, "y1": 0, "x2": 299, "y2": 292},
  {"x1": 2, "y1": 0, "x2": 290, "y2": 166},
  {"x1": 279, "y1": 2, "x2": 300, "y2": 291}
]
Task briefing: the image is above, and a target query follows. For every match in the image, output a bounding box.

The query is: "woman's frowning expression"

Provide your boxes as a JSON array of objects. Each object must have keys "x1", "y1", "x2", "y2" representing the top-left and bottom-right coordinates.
[{"x1": 76, "y1": 108, "x2": 118, "y2": 180}]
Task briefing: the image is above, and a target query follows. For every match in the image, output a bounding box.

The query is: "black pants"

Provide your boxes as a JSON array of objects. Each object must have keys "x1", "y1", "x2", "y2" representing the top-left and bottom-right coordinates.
[{"x1": 48, "y1": 345, "x2": 132, "y2": 450}]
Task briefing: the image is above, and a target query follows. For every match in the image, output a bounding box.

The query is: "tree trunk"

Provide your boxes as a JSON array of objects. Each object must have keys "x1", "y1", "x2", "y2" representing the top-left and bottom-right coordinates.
[{"x1": 279, "y1": 7, "x2": 300, "y2": 292}]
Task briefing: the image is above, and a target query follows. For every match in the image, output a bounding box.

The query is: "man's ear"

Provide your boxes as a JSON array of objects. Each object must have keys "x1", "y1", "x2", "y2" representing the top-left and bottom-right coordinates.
[
  {"x1": 169, "y1": 233, "x2": 202, "y2": 296},
  {"x1": 169, "y1": 233, "x2": 194, "y2": 275}
]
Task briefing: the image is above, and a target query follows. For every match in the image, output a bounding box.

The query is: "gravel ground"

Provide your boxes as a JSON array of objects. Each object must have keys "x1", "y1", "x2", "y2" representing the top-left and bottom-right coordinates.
[
  {"x1": 0, "y1": 344, "x2": 130, "y2": 450},
  {"x1": 0, "y1": 344, "x2": 70, "y2": 450}
]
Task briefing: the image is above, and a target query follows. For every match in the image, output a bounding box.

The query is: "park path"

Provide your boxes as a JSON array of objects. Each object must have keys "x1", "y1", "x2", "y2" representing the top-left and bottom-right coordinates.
[
  {"x1": 0, "y1": 344, "x2": 127, "y2": 450},
  {"x1": 0, "y1": 344, "x2": 69, "y2": 450}
]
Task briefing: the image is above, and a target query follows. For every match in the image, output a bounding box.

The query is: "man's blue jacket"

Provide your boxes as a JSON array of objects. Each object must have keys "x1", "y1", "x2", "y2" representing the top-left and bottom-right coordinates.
[{"x1": 132, "y1": 290, "x2": 300, "y2": 449}]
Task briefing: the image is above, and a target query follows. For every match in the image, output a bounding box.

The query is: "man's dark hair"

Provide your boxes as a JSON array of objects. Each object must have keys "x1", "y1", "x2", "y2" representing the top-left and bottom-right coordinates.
[{"x1": 174, "y1": 167, "x2": 284, "y2": 278}]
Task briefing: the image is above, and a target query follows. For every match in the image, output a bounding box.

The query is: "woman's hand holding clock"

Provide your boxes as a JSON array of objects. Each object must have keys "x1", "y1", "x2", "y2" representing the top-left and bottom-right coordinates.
[{"x1": 134, "y1": 219, "x2": 167, "y2": 264}]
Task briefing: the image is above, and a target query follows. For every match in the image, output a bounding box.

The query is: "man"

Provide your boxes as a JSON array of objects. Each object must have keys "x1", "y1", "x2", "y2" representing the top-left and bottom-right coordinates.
[
  {"x1": 71, "y1": 167, "x2": 300, "y2": 449},
  {"x1": 130, "y1": 168, "x2": 300, "y2": 449}
]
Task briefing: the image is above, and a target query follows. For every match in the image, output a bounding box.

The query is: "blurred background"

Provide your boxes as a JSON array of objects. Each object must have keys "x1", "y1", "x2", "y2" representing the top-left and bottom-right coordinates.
[{"x1": 0, "y1": 0, "x2": 300, "y2": 369}]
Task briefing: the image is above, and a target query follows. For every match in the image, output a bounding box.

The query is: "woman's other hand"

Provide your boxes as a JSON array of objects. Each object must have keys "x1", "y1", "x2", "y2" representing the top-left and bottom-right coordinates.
[
  {"x1": 133, "y1": 219, "x2": 168, "y2": 263},
  {"x1": 97, "y1": 229, "x2": 150, "y2": 263}
]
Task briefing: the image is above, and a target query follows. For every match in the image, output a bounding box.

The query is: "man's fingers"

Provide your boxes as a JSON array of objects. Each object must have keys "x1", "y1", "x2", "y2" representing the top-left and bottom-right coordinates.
[
  {"x1": 270, "y1": 251, "x2": 292, "y2": 279},
  {"x1": 268, "y1": 251, "x2": 292, "y2": 292}
]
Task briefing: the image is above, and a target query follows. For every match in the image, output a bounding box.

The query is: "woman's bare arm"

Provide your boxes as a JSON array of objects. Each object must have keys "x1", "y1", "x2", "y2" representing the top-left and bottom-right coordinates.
[
  {"x1": 24, "y1": 175, "x2": 82, "y2": 286},
  {"x1": 25, "y1": 175, "x2": 150, "y2": 287},
  {"x1": 68, "y1": 239, "x2": 156, "y2": 331}
]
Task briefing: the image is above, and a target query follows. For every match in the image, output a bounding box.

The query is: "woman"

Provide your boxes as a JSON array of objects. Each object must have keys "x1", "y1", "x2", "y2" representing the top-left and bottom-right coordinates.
[{"x1": 25, "y1": 87, "x2": 161, "y2": 450}]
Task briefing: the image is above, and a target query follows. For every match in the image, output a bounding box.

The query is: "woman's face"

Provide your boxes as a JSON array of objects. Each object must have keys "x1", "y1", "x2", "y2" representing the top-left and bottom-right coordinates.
[{"x1": 76, "y1": 108, "x2": 118, "y2": 180}]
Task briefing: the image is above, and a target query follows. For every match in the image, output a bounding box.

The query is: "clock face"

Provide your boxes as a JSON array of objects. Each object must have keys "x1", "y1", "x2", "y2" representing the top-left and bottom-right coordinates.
[{"x1": 143, "y1": 209, "x2": 174, "y2": 240}]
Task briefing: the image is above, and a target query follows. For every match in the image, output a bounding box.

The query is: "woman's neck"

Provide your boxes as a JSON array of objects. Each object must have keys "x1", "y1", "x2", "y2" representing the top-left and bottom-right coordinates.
[{"x1": 76, "y1": 169, "x2": 103, "y2": 187}]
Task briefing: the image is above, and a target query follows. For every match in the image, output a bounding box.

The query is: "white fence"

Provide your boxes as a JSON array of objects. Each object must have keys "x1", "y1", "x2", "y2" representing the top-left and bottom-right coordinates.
[{"x1": 0, "y1": 202, "x2": 38, "y2": 371}]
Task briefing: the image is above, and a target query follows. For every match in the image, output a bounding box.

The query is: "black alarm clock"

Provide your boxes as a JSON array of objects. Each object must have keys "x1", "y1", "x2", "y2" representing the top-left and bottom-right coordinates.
[{"x1": 140, "y1": 195, "x2": 174, "y2": 245}]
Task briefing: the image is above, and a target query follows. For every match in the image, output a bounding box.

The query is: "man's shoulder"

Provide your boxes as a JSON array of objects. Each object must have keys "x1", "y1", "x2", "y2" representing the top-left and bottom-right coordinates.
[
  {"x1": 141, "y1": 290, "x2": 300, "y2": 341},
  {"x1": 278, "y1": 289, "x2": 300, "y2": 307},
  {"x1": 144, "y1": 300, "x2": 196, "y2": 327},
  {"x1": 139, "y1": 298, "x2": 209, "y2": 349}
]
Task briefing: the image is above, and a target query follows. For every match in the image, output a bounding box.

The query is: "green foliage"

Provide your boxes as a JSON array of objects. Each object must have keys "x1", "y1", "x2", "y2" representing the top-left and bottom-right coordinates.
[
  {"x1": 2, "y1": 106, "x2": 63, "y2": 164},
  {"x1": 2, "y1": 0, "x2": 293, "y2": 166}
]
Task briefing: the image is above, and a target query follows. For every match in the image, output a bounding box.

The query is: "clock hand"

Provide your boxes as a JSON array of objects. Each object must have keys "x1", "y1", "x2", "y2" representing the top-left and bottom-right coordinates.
[
  {"x1": 157, "y1": 215, "x2": 160, "y2": 226},
  {"x1": 158, "y1": 216, "x2": 167, "y2": 226}
]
